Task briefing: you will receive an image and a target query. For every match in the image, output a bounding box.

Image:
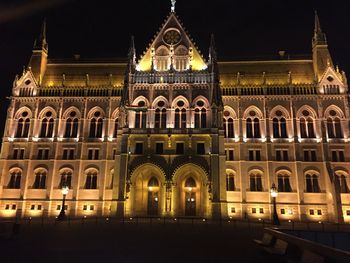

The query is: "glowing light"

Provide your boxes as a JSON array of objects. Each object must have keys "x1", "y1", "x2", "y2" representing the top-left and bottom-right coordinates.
[
  {"x1": 32, "y1": 137, "x2": 39, "y2": 142},
  {"x1": 8, "y1": 137, "x2": 14, "y2": 142}
]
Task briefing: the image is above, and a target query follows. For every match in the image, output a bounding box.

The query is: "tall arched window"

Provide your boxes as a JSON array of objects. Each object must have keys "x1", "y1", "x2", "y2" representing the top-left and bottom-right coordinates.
[
  {"x1": 154, "y1": 101, "x2": 167, "y2": 128},
  {"x1": 223, "y1": 109, "x2": 235, "y2": 138},
  {"x1": 336, "y1": 174, "x2": 350, "y2": 193},
  {"x1": 194, "y1": 100, "x2": 207, "y2": 128},
  {"x1": 249, "y1": 173, "x2": 262, "y2": 191},
  {"x1": 135, "y1": 101, "x2": 147, "y2": 128},
  {"x1": 59, "y1": 170, "x2": 72, "y2": 188},
  {"x1": 174, "y1": 100, "x2": 187, "y2": 129},
  {"x1": 113, "y1": 118, "x2": 119, "y2": 138},
  {"x1": 272, "y1": 111, "x2": 288, "y2": 138},
  {"x1": 299, "y1": 110, "x2": 316, "y2": 138},
  {"x1": 246, "y1": 118, "x2": 253, "y2": 138},
  {"x1": 15, "y1": 111, "x2": 31, "y2": 138},
  {"x1": 64, "y1": 111, "x2": 79, "y2": 138},
  {"x1": 89, "y1": 111, "x2": 103, "y2": 138},
  {"x1": 8, "y1": 170, "x2": 22, "y2": 189},
  {"x1": 226, "y1": 173, "x2": 235, "y2": 191},
  {"x1": 326, "y1": 112, "x2": 343, "y2": 139},
  {"x1": 85, "y1": 171, "x2": 98, "y2": 189},
  {"x1": 277, "y1": 174, "x2": 292, "y2": 192},
  {"x1": 305, "y1": 174, "x2": 320, "y2": 193},
  {"x1": 40, "y1": 111, "x2": 54, "y2": 138},
  {"x1": 33, "y1": 170, "x2": 47, "y2": 189}
]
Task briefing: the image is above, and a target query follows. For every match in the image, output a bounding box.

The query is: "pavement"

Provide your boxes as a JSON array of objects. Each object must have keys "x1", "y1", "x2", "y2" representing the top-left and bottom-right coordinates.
[{"x1": 0, "y1": 220, "x2": 285, "y2": 263}]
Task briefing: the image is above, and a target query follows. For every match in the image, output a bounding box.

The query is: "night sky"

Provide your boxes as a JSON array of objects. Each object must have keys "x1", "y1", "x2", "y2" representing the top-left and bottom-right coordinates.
[{"x1": 0, "y1": 0, "x2": 349, "y2": 136}]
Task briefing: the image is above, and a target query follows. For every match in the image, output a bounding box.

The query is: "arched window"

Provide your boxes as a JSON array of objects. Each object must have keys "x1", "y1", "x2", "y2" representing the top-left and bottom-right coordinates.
[
  {"x1": 15, "y1": 111, "x2": 30, "y2": 138},
  {"x1": 305, "y1": 174, "x2": 320, "y2": 193},
  {"x1": 226, "y1": 173, "x2": 235, "y2": 191},
  {"x1": 148, "y1": 177, "x2": 159, "y2": 188},
  {"x1": 8, "y1": 170, "x2": 22, "y2": 189},
  {"x1": 33, "y1": 171, "x2": 47, "y2": 189},
  {"x1": 135, "y1": 101, "x2": 147, "y2": 128},
  {"x1": 64, "y1": 111, "x2": 79, "y2": 138},
  {"x1": 277, "y1": 174, "x2": 292, "y2": 192},
  {"x1": 113, "y1": 118, "x2": 119, "y2": 138},
  {"x1": 194, "y1": 100, "x2": 207, "y2": 128},
  {"x1": 337, "y1": 174, "x2": 350, "y2": 193},
  {"x1": 154, "y1": 101, "x2": 167, "y2": 128},
  {"x1": 85, "y1": 171, "x2": 98, "y2": 189},
  {"x1": 246, "y1": 117, "x2": 261, "y2": 138},
  {"x1": 40, "y1": 111, "x2": 54, "y2": 138},
  {"x1": 223, "y1": 109, "x2": 235, "y2": 138},
  {"x1": 246, "y1": 118, "x2": 253, "y2": 138},
  {"x1": 89, "y1": 111, "x2": 103, "y2": 138},
  {"x1": 300, "y1": 118, "x2": 307, "y2": 138},
  {"x1": 307, "y1": 118, "x2": 315, "y2": 138},
  {"x1": 327, "y1": 116, "x2": 343, "y2": 139},
  {"x1": 59, "y1": 170, "x2": 72, "y2": 189},
  {"x1": 250, "y1": 174, "x2": 262, "y2": 191},
  {"x1": 300, "y1": 111, "x2": 315, "y2": 138},
  {"x1": 253, "y1": 118, "x2": 261, "y2": 138},
  {"x1": 334, "y1": 118, "x2": 342, "y2": 138},
  {"x1": 272, "y1": 115, "x2": 288, "y2": 139}
]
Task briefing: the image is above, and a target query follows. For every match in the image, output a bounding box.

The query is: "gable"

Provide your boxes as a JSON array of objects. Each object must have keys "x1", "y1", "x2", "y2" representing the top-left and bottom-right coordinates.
[
  {"x1": 318, "y1": 66, "x2": 346, "y2": 94},
  {"x1": 12, "y1": 69, "x2": 39, "y2": 96},
  {"x1": 137, "y1": 13, "x2": 207, "y2": 72}
]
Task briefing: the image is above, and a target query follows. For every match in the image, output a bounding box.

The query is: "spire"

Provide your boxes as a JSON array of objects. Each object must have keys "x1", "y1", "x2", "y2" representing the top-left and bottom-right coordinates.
[
  {"x1": 171, "y1": 0, "x2": 176, "y2": 13},
  {"x1": 209, "y1": 34, "x2": 217, "y2": 66},
  {"x1": 122, "y1": 36, "x2": 136, "y2": 106},
  {"x1": 128, "y1": 35, "x2": 136, "y2": 71},
  {"x1": 34, "y1": 19, "x2": 48, "y2": 51},
  {"x1": 208, "y1": 34, "x2": 223, "y2": 108},
  {"x1": 313, "y1": 11, "x2": 327, "y2": 47}
]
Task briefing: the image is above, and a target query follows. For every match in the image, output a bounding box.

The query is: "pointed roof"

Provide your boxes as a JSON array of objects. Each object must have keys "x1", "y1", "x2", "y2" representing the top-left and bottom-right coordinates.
[
  {"x1": 34, "y1": 19, "x2": 48, "y2": 51},
  {"x1": 313, "y1": 11, "x2": 327, "y2": 46},
  {"x1": 137, "y1": 12, "x2": 207, "y2": 71}
]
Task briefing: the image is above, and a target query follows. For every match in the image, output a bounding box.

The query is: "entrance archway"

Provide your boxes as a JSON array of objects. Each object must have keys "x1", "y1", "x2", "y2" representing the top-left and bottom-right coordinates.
[
  {"x1": 128, "y1": 164, "x2": 165, "y2": 216},
  {"x1": 172, "y1": 164, "x2": 209, "y2": 217}
]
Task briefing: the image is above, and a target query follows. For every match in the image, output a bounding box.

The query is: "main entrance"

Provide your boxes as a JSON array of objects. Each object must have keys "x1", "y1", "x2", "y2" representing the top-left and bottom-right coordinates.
[
  {"x1": 147, "y1": 177, "x2": 159, "y2": 216},
  {"x1": 184, "y1": 177, "x2": 196, "y2": 216}
]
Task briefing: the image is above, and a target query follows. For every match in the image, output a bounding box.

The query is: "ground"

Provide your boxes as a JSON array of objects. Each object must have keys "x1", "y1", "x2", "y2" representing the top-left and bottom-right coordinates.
[{"x1": 0, "y1": 218, "x2": 285, "y2": 263}]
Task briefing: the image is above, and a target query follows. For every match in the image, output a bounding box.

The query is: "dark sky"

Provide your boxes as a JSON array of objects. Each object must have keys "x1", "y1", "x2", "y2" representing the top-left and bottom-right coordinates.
[{"x1": 0, "y1": 0, "x2": 349, "y2": 127}]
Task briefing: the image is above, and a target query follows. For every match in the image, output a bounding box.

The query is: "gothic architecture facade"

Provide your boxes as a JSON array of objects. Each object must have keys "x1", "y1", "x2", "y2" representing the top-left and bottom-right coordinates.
[{"x1": 0, "y1": 9, "x2": 349, "y2": 223}]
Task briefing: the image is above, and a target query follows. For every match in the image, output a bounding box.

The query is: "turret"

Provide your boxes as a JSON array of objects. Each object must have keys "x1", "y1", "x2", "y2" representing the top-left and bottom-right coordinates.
[
  {"x1": 312, "y1": 11, "x2": 333, "y2": 81},
  {"x1": 121, "y1": 36, "x2": 136, "y2": 106},
  {"x1": 28, "y1": 19, "x2": 48, "y2": 85}
]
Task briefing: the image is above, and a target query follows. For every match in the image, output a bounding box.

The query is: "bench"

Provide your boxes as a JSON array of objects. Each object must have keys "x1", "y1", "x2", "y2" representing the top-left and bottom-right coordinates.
[{"x1": 253, "y1": 233, "x2": 273, "y2": 247}]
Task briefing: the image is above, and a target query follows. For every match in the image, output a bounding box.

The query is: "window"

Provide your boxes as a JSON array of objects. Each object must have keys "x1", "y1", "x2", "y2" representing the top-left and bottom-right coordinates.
[
  {"x1": 176, "y1": 143, "x2": 184, "y2": 154},
  {"x1": 135, "y1": 101, "x2": 147, "y2": 128},
  {"x1": 194, "y1": 101, "x2": 206, "y2": 128},
  {"x1": 331, "y1": 150, "x2": 345, "y2": 162},
  {"x1": 306, "y1": 174, "x2": 320, "y2": 193},
  {"x1": 223, "y1": 110, "x2": 235, "y2": 138},
  {"x1": 317, "y1": 210, "x2": 322, "y2": 215},
  {"x1": 310, "y1": 209, "x2": 314, "y2": 215},
  {"x1": 300, "y1": 116, "x2": 315, "y2": 138},
  {"x1": 57, "y1": 205, "x2": 68, "y2": 210},
  {"x1": 337, "y1": 175, "x2": 350, "y2": 193},
  {"x1": 88, "y1": 149, "x2": 99, "y2": 160},
  {"x1": 135, "y1": 143, "x2": 143, "y2": 154},
  {"x1": 272, "y1": 117, "x2": 288, "y2": 138},
  {"x1": 303, "y1": 150, "x2": 317, "y2": 162},
  {"x1": 15, "y1": 111, "x2": 30, "y2": 138},
  {"x1": 246, "y1": 117, "x2": 261, "y2": 138},
  {"x1": 225, "y1": 150, "x2": 234, "y2": 161},
  {"x1": 59, "y1": 171, "x2": 72, "y2": 188},
  {"x1": 197, "y1": 143, "x2": 205, "y2": 155},
  {"x1": 327, "y1": 117, "x2": 343, "y2": 139},
  {"x1": 33, "y1": 172, "x2": 47, "y2": 189},
  {"x1": 40, "y1": 112, "x2": 54, "y2": 138},
  {"x1": 63, "y1": 148, "x2": 75, "y2": 160},
  {"x1": 8, "y1": 171, "x2": 22, "y2": 189},
  {"x1": 280, "y1": 209, "x2": 285, "y2": 215},
  {"x1": 230, "y1": 207, "x2": 236, "y2": 213},
  {"x1": 37, "y1": 148, "x2": 49, "y2": 160},
  {"x1": 64, "y1": 111, "x2": 79, "y2": 138},
  {"x1": 248, "y1": 150, "x2": 261, "y2": 161},
  {"x1": 252, "y1": 208, "x2": 257, "y2": 214},
  {"x1": 250, "y1": 174, "x2": 263, "y2": 191},
  {"x1": 277, "y1": 175, "x2": 292, "y2": 192},
  {"x1": 155, "y1": 143, "x2": 164, "y2": 154},
  {"x1": 13, "y1": 148, "x2": 25, "y2": 159},
  {"x1": 85, "y1": 172, "x2": 98, "y2": 189},
  {"x1": 154, "y1": 101, "x2": 167, "y2": 128},
  {"x1": 175, "y1": 107, "x2": 187, "y2": 129},
  {"x1": 226, "y1": 173, "x2": 235, "y2": 191},
  {"x1": 113, "y1": 118, "x2": 119, "y2": 138},
  {"x1": 346, "y1": 210, "x2": 350, "y2": 216},
  {"x1": 89, "y1": 111, "x2": 103, "y2": 138},
  {"x1": 276, "y1": 150, "x2": 288, "y2": 161},
  {"x1": 259, "y1": 208, "x2": 264, "y2": 214}
]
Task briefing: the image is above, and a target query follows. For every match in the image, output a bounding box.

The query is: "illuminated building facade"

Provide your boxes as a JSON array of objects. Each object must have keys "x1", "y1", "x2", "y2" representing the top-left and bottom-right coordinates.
[{"x1": 0, "y1": 7, "x2": 350, "y2": 222}]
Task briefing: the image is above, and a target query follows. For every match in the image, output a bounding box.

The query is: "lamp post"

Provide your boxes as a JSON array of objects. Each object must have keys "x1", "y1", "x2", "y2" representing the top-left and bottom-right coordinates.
[
  {"x1": 57, "y1": 186, "x2": 69, "y2": 221},
  {"x1": 270, "y1": 183, "x2": 280, "y2": 226}
]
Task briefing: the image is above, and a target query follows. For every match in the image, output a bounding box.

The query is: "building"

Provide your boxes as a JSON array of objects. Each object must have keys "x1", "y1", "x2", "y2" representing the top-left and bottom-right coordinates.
[{"x1": 0, "y1": 4, "x2": 349, "y2": 223}]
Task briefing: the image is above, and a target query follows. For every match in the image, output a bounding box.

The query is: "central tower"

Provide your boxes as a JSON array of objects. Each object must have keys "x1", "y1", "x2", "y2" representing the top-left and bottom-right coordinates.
[{"x1": 113, "y1": 10, "x2": 227, "y2": 218}]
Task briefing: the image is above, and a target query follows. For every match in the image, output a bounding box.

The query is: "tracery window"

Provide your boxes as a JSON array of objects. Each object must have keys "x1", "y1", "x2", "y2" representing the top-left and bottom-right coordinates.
[
  {"x1": 15, "y1": 111, "x2": 30, "y2": 138},
  {"x1": 64, "y1": 111, "x2": 79, "y2": 138},
  {"x1": 299, "y1": 110, "x2": 315, "y2": 138},
  {"x1": 272, "y1": 110, "x2": 288, "y2": 138},
  {"x1": 135, "y1": 101, "x2": 147, "y2": 128},
  {"x1": 223, "y1": 110, "x2": 235, "y2": 138},
  {"x1": 194, "y1": 100, "x2": 206, "y2": 128},
  {"x1": 174, "y1": 100, "x2": 187, "y2": 129},
  {"x1": 326, "y1": 111, "x2": 343, "y2": 139},
  {"x1": 246, "y1": 111, "x2": 261, "y2": 139},
  {"x1": 40, "y1": 111, "x2": 54, "y2": 138},
  {"x1": 89, "y1": 111, "x2": 103, "y2": 138},
  {"x1": 154, "y1": 101, "x2": 167, "y2": 128}
]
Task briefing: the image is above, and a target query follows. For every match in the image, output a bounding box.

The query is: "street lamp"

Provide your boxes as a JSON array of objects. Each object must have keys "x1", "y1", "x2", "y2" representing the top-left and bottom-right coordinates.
[
  {"x1": 57, "y1": 185, "x2": 69, "y2": 221},
  {"x1": 270, "y1": 183, "x2": 280, "y2": 226}
]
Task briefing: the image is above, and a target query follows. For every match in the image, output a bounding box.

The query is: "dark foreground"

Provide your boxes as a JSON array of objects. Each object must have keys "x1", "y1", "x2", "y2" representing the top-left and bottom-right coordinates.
[{"x1": 0, "y1": 219, "x2": 283, "y2": 263}]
